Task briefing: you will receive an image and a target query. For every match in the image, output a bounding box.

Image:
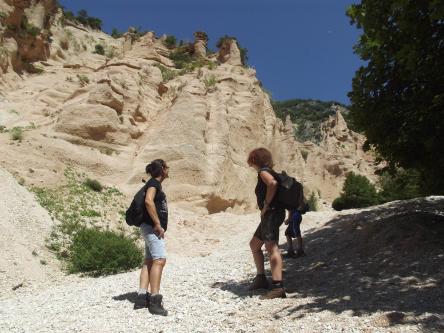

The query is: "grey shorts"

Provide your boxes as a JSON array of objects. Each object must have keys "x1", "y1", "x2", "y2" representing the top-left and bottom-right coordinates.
[
  {"x1": 253, "y1": 208, "x2": 285, "y2": 242},
  {"x1": 140, "y1": 223, "x2": 167, "y2": 260}
]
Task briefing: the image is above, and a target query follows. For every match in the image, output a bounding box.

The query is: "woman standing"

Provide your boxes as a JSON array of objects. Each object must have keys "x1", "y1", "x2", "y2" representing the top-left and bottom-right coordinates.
[
  {"x1": 247, "y1": 147, "x2": 286, "y2": 299},
  {"x1": 134, "y1": 159, "x2": 169, "y2": 316}
]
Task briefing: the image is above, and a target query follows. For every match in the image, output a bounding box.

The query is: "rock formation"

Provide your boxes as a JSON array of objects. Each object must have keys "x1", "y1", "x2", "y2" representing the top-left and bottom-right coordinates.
[
  {"x1": 217, "y1": 37, "x2": 242, "y2": 66},
  {"x1": 0, "y1": 1, "x2": 378, "y2": 213},
  {"x1": 0, "y1": 0, "x2": 58, "y2": 73},
  {"x1": 193, "y1": 31, "x2": 208, "y2": 58}
]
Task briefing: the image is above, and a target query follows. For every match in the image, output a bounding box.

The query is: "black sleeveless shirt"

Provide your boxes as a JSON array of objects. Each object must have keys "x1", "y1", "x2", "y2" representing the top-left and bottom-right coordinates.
[{"x1": 255, "y1": 168, "x2": 280, "y2": 210}]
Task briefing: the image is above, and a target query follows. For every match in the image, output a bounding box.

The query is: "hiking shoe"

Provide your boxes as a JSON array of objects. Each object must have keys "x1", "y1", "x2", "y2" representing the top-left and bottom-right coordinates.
[
  {"x1": 283, "y1": 251, "x2": 296, "y2": 259},
  {"x1": 295, "y1": 250, "x2": 305, "y2": 258},
  {"x1": 259, "y1": 287, "x2": 287, "y2": 300},
  {"x1": 148, "y1": 294, "x2": 168, "y2": 316},
  {"x1": 248, "y1": 274, "x2": 269, "y2": 291},
  {"x1": 133, "y1": 292, "x2": 150, "y2": 310}
]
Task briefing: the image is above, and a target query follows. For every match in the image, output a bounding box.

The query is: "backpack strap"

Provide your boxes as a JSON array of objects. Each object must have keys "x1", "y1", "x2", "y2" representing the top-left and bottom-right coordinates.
[{"x1": 258, "y1": 167, "x2": 279, "y2": 182}]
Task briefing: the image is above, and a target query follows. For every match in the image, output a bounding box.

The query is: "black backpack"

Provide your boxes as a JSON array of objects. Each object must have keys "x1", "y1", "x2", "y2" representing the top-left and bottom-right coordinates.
[
  {"x1": 262, "y1": 168, "x2": 308, "y2": 213},
  {"x1": 125, "y1": 182, "x2": 150, "y2": 227}
]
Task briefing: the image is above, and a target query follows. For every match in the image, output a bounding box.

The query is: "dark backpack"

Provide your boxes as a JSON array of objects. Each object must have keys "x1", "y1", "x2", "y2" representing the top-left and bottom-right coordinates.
[
  {"x1": 125, "y1": 182, "x2": 150, "y2": 227},
  {"x1": 262, "y1": 168, "x2": 308, "y2": 213}
]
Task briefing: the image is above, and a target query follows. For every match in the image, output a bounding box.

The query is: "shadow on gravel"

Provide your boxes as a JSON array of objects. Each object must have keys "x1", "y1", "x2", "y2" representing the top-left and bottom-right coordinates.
[
  {"x1": 215, "y1": 198, "x2": 444, "y2": 331},
  {"x1": 112, "y1": 292, "x2": 138, "y2": 304}
]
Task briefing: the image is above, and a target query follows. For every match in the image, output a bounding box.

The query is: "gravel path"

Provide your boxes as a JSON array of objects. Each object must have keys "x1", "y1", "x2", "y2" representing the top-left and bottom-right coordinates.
[{"x1": 2, "y1": 204, "x2": 442, "y2": 333}]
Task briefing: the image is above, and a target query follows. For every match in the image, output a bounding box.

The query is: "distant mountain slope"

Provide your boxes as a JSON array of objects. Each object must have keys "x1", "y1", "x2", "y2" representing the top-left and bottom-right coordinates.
[{"x1": 272, "y1": 99, "x2": 352, "y2": 143}]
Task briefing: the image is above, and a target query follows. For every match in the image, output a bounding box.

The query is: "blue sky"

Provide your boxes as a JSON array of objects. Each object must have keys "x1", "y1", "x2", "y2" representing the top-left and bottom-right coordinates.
[{"x1": 60, "y1": 0, "x2": 362, "y2": 104}]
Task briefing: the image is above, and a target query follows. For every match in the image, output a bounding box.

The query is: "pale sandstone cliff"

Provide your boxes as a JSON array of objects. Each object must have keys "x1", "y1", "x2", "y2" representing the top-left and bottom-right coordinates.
[{"x1": 0, "y1": 1, "x2": 377, "y2": 213}]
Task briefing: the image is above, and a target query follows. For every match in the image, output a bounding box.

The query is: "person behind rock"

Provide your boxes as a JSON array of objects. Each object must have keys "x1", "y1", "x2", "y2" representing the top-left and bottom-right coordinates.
[
  {"x1": 283, "y1": 210, "x2": 305, "y2": 258},
  {"x1": 134, "y1": 159, "x2": 169, "y2": 316},
  {"x1": 247, "y1": 147, "x2": 286, "y2": 299}
]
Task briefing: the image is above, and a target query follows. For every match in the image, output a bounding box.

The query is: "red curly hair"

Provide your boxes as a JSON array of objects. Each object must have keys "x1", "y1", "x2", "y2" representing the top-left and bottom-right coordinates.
[{"x1": 247, "y1": 147, "x2": 274, "y2": 168}]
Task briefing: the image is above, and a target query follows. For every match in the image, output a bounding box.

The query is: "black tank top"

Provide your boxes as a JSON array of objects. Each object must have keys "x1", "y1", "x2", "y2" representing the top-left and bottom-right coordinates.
[{"x1": 255, "y1": 168, "x2": 279, "y2": 210}]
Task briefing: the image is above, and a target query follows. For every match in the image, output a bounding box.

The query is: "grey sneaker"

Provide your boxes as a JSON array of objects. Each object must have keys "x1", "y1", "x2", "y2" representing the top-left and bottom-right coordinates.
[
  {"x1": 148, "y1": 294, "x2": 168, "y2": 316},
  {"x1": 133, "y1": 292, "x2": 150, "y2": 310}
]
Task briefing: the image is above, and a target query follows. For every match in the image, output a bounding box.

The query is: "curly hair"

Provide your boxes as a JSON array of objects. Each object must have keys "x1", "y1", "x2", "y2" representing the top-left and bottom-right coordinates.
[{"x1": 247, "y1": 147, "x2": 274, "y2": 168}]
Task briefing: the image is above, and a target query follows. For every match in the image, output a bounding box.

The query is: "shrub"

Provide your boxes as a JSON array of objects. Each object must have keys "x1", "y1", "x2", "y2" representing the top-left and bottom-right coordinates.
[
  {"x1": 84, "y1": 178, "x2": 103, "y2": 192},
  {"x1": 77, "y1": 74, "x2": 89, "y2": 86},
  {"x1": 155, "y1": 64, "x2": 176, "y2": 82},
  {"x1": 378, "y1": 168, "x2": 422, "y2": 203},
  {"x1": 301, "y1": 150, "x2": 308, "y2": 162},
  {"x1": 21, "y1": 17, "x2": 40, "y2": 37},
  {"x1": 170, "y1": 47, "x2": 193, "y2": 69},
  {"x1": 94, "y1": 44, "x2": 105, "y2": 55},
  {"x1": 203, "y1": 75, "x2": 216, "y2": 91},
  {"x1": 164, "y1": 35, "x2": 177, "y2": 49},
  {"x1": 68, "y1": 228, "x2": 143, "y2": 277},
  {"x1": 111, "y1": 28, "x2": 123, "y2": 39},
  {"x1": 332, "y1": 172, "x2": 379, "y2": 211},
  {"x1": 10, "y1": 127, "x2": 23, "y2": 141},
  {"x1": 307, "y1": 191, "x2": 319, "y2": 211}
]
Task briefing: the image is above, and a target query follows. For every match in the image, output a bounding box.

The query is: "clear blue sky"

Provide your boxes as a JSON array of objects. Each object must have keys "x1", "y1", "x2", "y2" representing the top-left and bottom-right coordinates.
[{"x1": 60, "y1": 0, "x2": 362, "y2": 104}]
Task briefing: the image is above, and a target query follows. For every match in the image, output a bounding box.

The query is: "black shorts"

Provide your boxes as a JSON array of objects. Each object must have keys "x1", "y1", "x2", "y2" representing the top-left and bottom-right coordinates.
[{"x1": 253, "y1": 208, "x2": 285, "y2": 242}]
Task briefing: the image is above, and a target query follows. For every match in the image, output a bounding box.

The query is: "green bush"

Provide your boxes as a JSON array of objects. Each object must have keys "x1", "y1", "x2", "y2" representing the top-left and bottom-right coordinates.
[
  {"x1": 111, "y1": 28, "x2": 123, "y2": 39},
  {"x1": 332, "y1": 172, "x2": 379, "y2": 211},
  {"x1": 84, "y1": 178, "x2": 103, "y2": 192},
  {"x1": 170, "y1": 47, "x2": 193, "y2": 69},
  {"x1": 77, "y1": 74, "x2": 89, "y2": 86},
  {"x1": 20, "y1": 17, "x2": 40, "y2": 37},
  {"x1": 68, "y1": 228, "x2": 142, "y2": 277},
  {"x1": 10, "y1": 127, "x2": 23, "y2": 141},
  {"x1": 94, "y1": 44, "x2": 105, "y2": 55},
  {"x1": 155, "y1": 64, "x2": 177, "y2": 82},
  {"x1": 378, "y1": 168, "x2": 422, "y2": 203},
  {"x1": 164, "y1": 35, "x2": 177, "y2": 49},
  {"x1": 307, "y1": 191, "x2": 319, "y2": 211},
  {"x1": 203, "y1": 75, "x2": 217, "y2": 90}
]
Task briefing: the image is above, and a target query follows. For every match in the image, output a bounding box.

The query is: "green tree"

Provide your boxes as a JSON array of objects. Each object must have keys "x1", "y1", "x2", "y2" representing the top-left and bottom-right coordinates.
[
  {"x1": 378, "y1": 168, "x2": 422, "y2": 203},
  {"x1": 347, "y1": 1, "x2": 444, "y2": 194}
]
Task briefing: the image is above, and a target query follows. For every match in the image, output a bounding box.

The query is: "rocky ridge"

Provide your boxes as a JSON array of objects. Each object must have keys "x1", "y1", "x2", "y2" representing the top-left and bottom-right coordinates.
[{"x1": 0, "y1": 0, "x2": 378, "y2": 213}]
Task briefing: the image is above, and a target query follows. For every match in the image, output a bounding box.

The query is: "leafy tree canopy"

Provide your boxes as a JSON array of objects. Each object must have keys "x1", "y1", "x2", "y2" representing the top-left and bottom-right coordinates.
[{"x1": 347, "y1": 0, "x2": 444, "y2": 194}]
